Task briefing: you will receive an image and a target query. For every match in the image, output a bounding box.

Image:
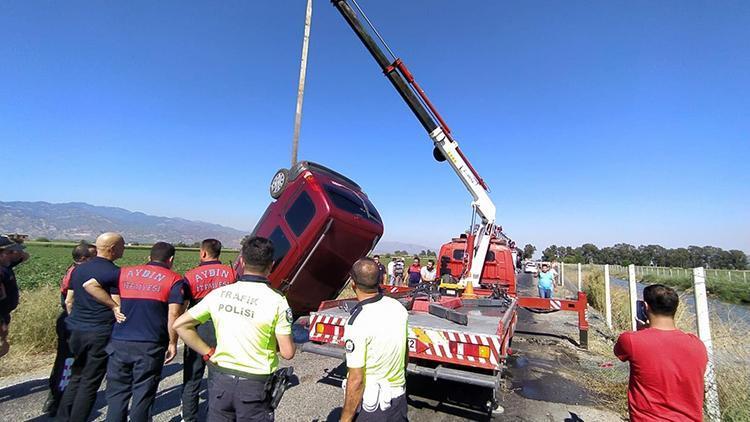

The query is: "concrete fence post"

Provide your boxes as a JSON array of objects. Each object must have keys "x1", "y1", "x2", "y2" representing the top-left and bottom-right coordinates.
[
  {"x1": 577, "y1": 263, "x2": 582, "y2": 291},
  {"x1": 728, "y1": 271, "x2": 731, "y2": 281},
  {"x1": 604, "y1": 264, "x2": 612, "y2": 329},
  {"x1": 560, "y1": 263, "x2": 565, "y2": 287},
  {"x1": 693, "y1": 267, "x2": 721, "y2": 422},
  {"x1": 628, "y1": 264, "x2": 637, "y2": 331}
]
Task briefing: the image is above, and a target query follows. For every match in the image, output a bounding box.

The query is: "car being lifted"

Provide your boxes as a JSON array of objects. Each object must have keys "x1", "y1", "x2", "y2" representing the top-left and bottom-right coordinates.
[{"x1": 243, "y1": 160, "x2": 383, "y2": 315}]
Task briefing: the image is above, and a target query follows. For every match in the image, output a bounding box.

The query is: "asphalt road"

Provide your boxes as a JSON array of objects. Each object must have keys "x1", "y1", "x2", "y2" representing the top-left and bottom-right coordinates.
[{"x1": 0, "y1": 274, "x2": 622, "y2": 421}]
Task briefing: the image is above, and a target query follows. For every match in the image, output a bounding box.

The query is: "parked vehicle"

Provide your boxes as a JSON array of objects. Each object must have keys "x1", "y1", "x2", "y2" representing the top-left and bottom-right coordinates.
[
  {"x1": 245, "y1": 160, "x2": 383, "y2": 315},
  {"x1": 523, "y1": 261, "x2": 539, "y2": 274}
]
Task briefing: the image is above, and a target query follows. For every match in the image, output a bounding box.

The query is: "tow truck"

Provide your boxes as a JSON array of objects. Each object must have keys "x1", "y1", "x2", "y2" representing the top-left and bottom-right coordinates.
[{"x1": 301, "y1": 0, "x2": 590, "y2": 414}]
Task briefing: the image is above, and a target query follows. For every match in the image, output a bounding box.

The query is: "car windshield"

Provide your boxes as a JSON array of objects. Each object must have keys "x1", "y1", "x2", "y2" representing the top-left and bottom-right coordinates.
[{"x1": 324, "y1": 183, "x2": 381, "y2": 223}]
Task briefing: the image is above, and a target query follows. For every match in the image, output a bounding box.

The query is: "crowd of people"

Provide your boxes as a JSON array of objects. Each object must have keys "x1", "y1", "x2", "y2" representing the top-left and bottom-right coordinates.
[
  {"x1": 372, "y1": 255, "x2": 436, "y2": 287},
  {"x1": 0, "y1": 233, "x2": 711, "y2": 422},
  {"x1": 0, "y1": 233, "x2": 408, "y2": 422}
]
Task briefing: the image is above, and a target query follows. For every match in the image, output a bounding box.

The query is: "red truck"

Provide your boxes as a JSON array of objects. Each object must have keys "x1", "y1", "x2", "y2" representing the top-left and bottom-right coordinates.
[{"x1": 299, "y1": 0, "x2": 590, "y2": 415}]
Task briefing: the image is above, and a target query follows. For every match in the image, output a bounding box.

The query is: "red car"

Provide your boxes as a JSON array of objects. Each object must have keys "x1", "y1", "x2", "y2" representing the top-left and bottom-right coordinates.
[{"x1": 244, "y1": 161, "x2": 384, "y2": 315}]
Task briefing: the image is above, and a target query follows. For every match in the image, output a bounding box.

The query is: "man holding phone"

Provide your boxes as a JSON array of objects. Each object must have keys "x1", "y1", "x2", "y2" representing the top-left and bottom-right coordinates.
[{"x1": 614, "y1": 284, "x2": 708, "y2": 421}]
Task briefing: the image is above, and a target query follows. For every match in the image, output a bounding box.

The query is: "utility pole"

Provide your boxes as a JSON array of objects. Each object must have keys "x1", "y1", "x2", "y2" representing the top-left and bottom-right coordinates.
[{"x1": 291, "y1": 0, "x2": 313, "y2": 166}]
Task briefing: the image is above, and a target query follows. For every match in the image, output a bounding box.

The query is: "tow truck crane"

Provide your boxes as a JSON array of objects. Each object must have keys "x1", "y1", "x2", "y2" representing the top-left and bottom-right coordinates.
[{"x1": 302, "y1": 0, "x2": 590, "y2": 414}]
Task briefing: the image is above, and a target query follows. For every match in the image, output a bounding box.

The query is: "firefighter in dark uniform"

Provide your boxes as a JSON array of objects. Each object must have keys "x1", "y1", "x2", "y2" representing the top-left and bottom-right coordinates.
[
  {"x1": 341, "y1": 258, "x2": 409, "y2": 422},
  {"x1": 57, "y1": 232, "x2": 125, "y2": 422},
  {"x1": 101, "y1": 242, "x2": 186, "y2": 422},
  {"x1": 43, "y1": 242, "x2": 96, "y2": 416},
  {"x1": 0, "y1": 235, "x2": 30, "y2": 359},
  {"x1": 174, "y1": 236, "x2": 296, "y2": 421},
  {"x1": 181, "y1": 239, "x2": 237, "y2": 422}
]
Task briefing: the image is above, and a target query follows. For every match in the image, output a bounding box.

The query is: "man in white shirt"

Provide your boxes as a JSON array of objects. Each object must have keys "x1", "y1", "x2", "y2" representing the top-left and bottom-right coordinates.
[
  {"x1": 386, "y1": 258, "x2": 396, "y2": 286},
  {"x1": 420, "y1": 260, "x2": 437, "y2": 284}
]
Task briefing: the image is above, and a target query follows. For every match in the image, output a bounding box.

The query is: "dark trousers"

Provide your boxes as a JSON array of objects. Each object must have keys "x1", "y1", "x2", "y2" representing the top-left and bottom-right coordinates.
[
  {"x1": 181, "y1": 321, "x2": 217, "y2": 422},
  {"x1": 105, "y1": 339, "x2": 167, "y2": 422},
  {"x1": 356, "y1": 393, "x2": 408, "y2": 421},
  {"x1": 208, "y1": 371, "x2": 272, "y2": 422},
  {"x1": 56, "y1": 329, "x2": 111, "y2": 422},
  {"x1": 47, "y1": 311, "x2": 74, "y2": 406}
]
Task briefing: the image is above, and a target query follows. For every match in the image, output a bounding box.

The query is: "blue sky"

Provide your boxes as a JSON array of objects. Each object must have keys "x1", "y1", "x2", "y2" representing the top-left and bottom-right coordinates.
[{"x1": 2, "y1": 1, "x2": 748, "y2": 253}]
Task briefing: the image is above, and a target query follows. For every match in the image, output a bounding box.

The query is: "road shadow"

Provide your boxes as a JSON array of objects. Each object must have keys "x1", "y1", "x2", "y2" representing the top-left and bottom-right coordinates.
[
  {"x1": 0, "y1": 377, "x2": 48, "y2": 405},
  {"x1": 406, "y1": 374, "x2": 493, "y2": 421},
  {"x1": 316, "y1": 362, "x2": 346, "y2": 388}
]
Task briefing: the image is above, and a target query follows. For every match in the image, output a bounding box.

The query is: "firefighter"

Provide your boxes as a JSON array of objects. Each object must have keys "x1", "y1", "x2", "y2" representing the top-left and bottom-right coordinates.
[
  {"x1": 43, "y1": 242, "x2": 96, "y2": 416},
  {"x1": 174, "y1": 236, "x2": 296, "y2": 421},
  {"x1": 101, "y1": 242, "x2": 185, "y2": 421},
  {"x1": 57, "y1": 232, "x2": 125, "y2": 422},
  {"x1": 341, "y1": 258, "x2": 409, "y2": 422},
  {"x1": 180, "y1": 239, "x2": 237, "y2": 422}
]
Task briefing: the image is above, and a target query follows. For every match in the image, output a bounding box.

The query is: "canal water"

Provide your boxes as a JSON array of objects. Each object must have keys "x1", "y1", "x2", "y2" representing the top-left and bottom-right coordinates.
[{"x1": 609, "y1": 277, "x2": 750, "y2": 327}]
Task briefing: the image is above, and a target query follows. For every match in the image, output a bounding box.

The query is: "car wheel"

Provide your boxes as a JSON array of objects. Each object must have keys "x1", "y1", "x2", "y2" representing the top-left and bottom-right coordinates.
[{"x1": 270, "y1": 168, "x2": 290, "y2": 199}]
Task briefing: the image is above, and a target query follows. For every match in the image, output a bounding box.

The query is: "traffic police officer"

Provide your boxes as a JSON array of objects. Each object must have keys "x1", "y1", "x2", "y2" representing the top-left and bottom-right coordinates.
[
  {"x1": 99, "y1": 241, "x2": 185, "y2": 422},
  {"x1": 341, "y1": 258, "x2": 409, "y2": 422},
  {"x1": 181, "y1": 238, "x2": 237, "y2": 422},
  {"x1": 174, "y1": 236, "x2": 296, "y2": 421},
  {"x1": 57, "y1": 232, "x2": 125, "y2": 422}
]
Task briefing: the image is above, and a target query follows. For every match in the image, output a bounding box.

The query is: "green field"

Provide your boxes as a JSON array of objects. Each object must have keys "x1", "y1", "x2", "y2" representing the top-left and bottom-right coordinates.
[{"x1": 14, "y1": 243, "x2": 239, "y2": 290}]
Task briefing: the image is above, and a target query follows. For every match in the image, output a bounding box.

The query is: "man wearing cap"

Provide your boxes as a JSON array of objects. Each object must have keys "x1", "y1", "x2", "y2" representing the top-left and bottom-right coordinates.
[
  {"x1": 0, "y1": 235, "x2": 30, "y2": 358},
  {"x1": 102, "y1": 241, "x2": 186, "y2": 421},
  {"x1": 57, "y1": 232, "x2": 125, "y2": 422},
  {"x1": 340, "y1": 257, "x2": 409, "y2": 421},
  {"x1": 174, "y1": 236, "x2": 296, "y2": 421},
  {"x1": 180, "y1": 239, "x2": 236, "y2": 422}
]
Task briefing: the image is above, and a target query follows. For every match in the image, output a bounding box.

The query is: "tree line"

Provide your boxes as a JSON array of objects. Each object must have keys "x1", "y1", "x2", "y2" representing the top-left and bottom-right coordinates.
[{"x1": 540, "y1": 243, "x2": 748, "y2": 270}]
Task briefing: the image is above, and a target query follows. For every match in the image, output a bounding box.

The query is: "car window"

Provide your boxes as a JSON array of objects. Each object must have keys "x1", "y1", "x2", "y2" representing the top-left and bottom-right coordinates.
[
  {"x1": 325, "y1": 184, "x2": 372, "y2": 221},
  {"x1": 285, "y1": 191, "x2": 315, "y2": 236},
  {"x1": 452, "y1": 249, "x2": 465, "y2": 260},
  {"x1": 268, "y1": 226, "x2": 291, "y2": 272},
  {"x1": 485, "y1": 251, "x2": 495, "y2": 262}
]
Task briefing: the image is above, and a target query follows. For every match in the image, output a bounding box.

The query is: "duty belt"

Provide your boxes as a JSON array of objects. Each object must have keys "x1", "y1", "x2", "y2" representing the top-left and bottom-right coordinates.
[{"x1": 209, "y1": 363, "x2": 270, "y2": 382}]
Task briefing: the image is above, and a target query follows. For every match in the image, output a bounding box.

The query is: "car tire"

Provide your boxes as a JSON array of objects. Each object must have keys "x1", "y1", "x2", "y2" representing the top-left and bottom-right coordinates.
[{"x1": 270, "y1": 168, "x2": 290, "y2": 199}]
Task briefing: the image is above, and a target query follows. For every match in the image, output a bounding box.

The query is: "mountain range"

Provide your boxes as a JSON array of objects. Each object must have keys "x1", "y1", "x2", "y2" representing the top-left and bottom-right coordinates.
[
  {"x1": 0, "y1": 201, "x2": 246, "y2": 248},
  {"x1": 0, "y1": 201, "x2": 433, "y2": 253}
]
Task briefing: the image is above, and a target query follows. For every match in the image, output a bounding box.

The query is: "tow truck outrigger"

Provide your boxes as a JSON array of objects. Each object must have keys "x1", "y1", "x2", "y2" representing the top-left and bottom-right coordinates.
[{"x1": 301, "y1": 0, "x2": 590, "y2": 414}]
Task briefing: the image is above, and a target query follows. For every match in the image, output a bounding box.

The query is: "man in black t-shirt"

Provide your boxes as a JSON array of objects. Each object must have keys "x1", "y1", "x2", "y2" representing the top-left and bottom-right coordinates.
[
  {"x1": 57, "y1": 232, "x2": 125, "y2": 422},
  {"x1": 373, "y1": 255, "x2": 386, "y2": 285},
  {"x1": 0, "y1": 235, "x2": 29, "y2": 359}
]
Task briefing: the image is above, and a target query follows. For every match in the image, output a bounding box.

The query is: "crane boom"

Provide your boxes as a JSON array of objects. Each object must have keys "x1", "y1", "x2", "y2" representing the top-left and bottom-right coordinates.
[{"x1": 332, "y1": 0, "x2": 497, "y2": 286}]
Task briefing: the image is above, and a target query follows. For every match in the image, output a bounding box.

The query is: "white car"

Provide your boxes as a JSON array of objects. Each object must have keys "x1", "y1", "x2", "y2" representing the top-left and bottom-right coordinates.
[{"x1": 524, "y1": 262, "x2": 539, "y2": 274}]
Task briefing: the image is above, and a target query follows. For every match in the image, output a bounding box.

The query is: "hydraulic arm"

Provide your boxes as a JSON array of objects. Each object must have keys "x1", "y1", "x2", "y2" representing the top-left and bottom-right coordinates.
[{"x1": 332, "y1": 0, "x2": 497, "y2": 286}]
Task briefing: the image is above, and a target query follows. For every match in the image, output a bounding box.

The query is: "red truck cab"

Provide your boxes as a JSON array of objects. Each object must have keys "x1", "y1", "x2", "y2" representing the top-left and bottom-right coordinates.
[
  {"x1": 246, "y1": 161, "x2": 383, "y2": 315},
  {"x1": 438, "y1": 236, "x2": 517, "y2": 296}
]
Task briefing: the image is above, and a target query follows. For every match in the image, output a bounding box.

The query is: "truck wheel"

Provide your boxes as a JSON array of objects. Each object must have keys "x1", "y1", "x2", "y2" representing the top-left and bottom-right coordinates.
[{"x1": 270, "y1": 168, "x2": 290, "y2": 199}]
